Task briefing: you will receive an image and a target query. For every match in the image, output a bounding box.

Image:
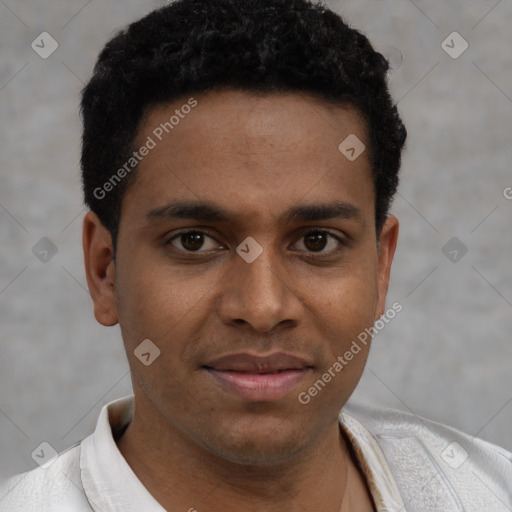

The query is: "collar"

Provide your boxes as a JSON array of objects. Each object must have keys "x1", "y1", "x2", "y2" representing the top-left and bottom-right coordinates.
[
  {"x1": 338, "y1": 409, "x2": 406, "y2": 511},
  {"x1": 80, "y1": 396, "x2": 405, "y2": 511},
  {"x1": 80, "y1": 396, "x2": 165, "y2": 511}
]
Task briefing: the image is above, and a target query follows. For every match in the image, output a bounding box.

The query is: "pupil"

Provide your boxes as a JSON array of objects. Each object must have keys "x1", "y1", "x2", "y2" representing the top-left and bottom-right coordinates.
[
  {"x1": 305, "y1": 232, "x2": 327, "y2": 252},
  {"x1": 182, "y1": 232, "x2": 203, "y2": 251}
]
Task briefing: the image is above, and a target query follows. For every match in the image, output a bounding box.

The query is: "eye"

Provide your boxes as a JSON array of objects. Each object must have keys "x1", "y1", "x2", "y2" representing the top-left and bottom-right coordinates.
[
  {"x1": 292, "y1": 229, "x2": 345, "y2": 255},
  {"x1": 167, "y1": 230, "x2": 222, "y2": 253},
  {"x1": 166, "y1": 228, "x2": 346, "y2": 256}
]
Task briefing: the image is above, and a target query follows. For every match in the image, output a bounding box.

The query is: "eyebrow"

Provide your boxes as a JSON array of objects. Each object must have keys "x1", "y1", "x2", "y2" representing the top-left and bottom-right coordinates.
[{"x1": 146, "y1": 199, "x2": 364, "y2": 225}]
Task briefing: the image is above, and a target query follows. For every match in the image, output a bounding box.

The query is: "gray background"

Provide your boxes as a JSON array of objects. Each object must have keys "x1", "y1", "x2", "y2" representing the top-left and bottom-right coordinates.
[{"x1": 1, "y1": 0, "x2": 511, "y2": 480}]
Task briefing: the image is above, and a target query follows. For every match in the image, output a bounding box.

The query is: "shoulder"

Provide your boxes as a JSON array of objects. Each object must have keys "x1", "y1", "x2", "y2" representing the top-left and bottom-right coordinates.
[
  {"x1": 0, "y1": 443, "x2": 92, "y2": 512},
  {"x1": 342, "y1": 401, "x2": 512, "y2": 466},
  {"x1": 341, "y1": 401, "x2": 512, "y2": 511}
]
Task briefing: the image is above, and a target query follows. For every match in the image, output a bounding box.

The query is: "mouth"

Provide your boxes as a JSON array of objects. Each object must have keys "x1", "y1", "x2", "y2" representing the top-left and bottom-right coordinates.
[{"x1": 203, "y1": 352, "x2": 313, "y2": 402}]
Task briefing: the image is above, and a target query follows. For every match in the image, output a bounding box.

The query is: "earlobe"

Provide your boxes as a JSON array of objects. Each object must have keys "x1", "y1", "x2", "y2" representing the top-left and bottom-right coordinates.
[
  {"x1": 82, "y1": 211, "x2": 119, "y2": 326},
  {"x1": 375, "y1": 215, "x2": 399, "y2": 320}
]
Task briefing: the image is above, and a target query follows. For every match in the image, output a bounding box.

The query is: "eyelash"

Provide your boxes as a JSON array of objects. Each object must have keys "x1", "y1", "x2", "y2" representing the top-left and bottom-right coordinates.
[{"x1": 165, "y1": 228, "x2": 347, "y2": 258}]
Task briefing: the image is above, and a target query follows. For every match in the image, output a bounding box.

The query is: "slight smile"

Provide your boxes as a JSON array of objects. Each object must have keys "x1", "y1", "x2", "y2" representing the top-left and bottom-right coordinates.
[{"x1": 203, "y1": 352, "x2": 314, "y2": 402}]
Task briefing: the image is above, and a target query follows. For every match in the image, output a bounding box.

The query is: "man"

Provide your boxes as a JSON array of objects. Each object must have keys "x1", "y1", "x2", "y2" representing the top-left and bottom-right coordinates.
[{"x1": 1, "y1": 0, "x2": 510, "y2": 510}]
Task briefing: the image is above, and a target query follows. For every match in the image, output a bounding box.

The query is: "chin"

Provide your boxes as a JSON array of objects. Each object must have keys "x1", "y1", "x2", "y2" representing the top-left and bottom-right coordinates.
[
  {"x1": 214, "y1": 439, "x2": 305, "y2": 467},
  {"x1": 199, "y1": 420, "x2": 311, "y2": 467}
]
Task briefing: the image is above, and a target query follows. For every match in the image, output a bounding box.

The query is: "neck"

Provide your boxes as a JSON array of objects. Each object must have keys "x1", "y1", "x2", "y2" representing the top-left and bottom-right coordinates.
[{"x1": 116, "y1": 401, "x2": 350, "y2": 512}]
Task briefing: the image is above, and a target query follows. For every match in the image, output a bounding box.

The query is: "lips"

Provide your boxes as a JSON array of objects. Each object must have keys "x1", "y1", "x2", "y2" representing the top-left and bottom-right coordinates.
[
  {"x1": 204, "y1": 352, "x2": 312, "y2": 373},
  {"x1": 203, "y1": 352, "x2": 313, "y2": 401}
]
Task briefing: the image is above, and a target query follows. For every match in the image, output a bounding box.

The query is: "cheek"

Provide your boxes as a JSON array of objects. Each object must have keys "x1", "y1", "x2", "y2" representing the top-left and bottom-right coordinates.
[
  {"x1": 308, "y1": 277, "x2": 377, "y2": 408},
  {"x1": 313, "y1": 264, "x2": 378, "y2": 363},
  {"x1": 322, "y1": 264, "x2": 378, "y2": 323},
  {"x1": 115, "y1": 266, "x2": 200, "y2": 398},
  {"x1": 115, "y1": 259, "x2": 190, "y2": 347},
  {"x1": 115, "y1": 253, "x2": 224, "y2": 363}
]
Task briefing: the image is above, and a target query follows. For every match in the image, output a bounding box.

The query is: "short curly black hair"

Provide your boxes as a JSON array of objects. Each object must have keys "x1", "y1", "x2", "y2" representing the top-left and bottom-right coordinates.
[{"x1": 81, "y1": 0, "x2": 406, "y2": 255}]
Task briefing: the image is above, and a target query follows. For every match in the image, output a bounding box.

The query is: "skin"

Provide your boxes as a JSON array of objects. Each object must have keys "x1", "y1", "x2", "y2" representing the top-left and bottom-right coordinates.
[{"x1": 83, "y1": 89, "x2": 399, "y2": 511}]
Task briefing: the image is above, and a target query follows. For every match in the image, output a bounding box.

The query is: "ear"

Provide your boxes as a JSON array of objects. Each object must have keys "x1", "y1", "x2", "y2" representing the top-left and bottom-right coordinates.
[
  {"x1": 375, "y1": 215, "x2": 399, "y2": 320},
  {"x1": 82, "y1": 211, "x2": 119, "y2": 326}
]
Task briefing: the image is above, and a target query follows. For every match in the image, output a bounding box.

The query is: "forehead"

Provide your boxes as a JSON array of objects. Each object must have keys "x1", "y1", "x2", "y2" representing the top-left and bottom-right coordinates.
[
  {"x1": 138, "y1": 89, "x2": 369, "y2": 156},
  {"x1": 122, "y1": 89, "x2": 374, "y2": 228}
]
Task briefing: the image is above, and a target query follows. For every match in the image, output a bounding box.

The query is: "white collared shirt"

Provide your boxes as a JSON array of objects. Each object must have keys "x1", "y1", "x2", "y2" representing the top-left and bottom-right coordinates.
[{"x1": 1, "y1": 395, "x2": 510, "y2": 511}]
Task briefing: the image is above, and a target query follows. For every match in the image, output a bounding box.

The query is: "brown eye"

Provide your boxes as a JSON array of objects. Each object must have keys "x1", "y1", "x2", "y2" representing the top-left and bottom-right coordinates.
[
  {"x1": 303, "y1": 231, "x2": 329, "y2": 252},
  {"x1": 180, "y1": 231, "x2": 204, "y2": 251},
  {"x1": 293, "y1": 230, "x2": 344, "y2": 255},
  {"x1": 168, "y1": 230, "x2": 220, "y2": 252}
]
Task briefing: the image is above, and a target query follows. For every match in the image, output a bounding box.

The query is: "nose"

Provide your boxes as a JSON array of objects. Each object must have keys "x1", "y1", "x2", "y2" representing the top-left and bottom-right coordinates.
[{"x1": 216, "y1": 243, "x2": 304, "y2": 333}]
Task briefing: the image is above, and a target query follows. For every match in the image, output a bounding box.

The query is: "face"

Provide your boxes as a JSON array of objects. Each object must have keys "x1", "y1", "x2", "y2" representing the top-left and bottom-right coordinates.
[{"x1": 83, "y1": 89, "x2": 398, "y2": 466}]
